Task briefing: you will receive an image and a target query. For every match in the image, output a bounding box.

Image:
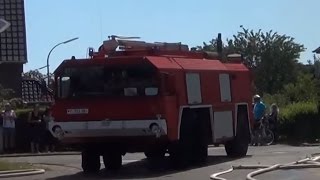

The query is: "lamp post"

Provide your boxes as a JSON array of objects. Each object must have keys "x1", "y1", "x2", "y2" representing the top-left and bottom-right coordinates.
[{"x1": 46, "y1": 37, "x2": 79, "y2": 85}]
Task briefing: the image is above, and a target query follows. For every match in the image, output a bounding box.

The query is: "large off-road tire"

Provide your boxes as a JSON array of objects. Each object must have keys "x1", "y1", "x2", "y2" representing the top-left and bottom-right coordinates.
[
  {"x1": 103, "y1": 151, "x2": 122, "y2": 170},
  {"x1": 191, "y1": 141, "x2": 208, "y2": 164},
  {"x1": 169, "y1": 141, "x2": 190, "y2": 169},
  {"x1": 225, "y1": 137, "x2": 248, "y2": 157},
  {"x1": 145, "y1": 147, "x2": 167, "y2": 169},
  {"x1": 81, "y1": 148, "x2": 101, "y2": 173},
  {"x1": 169, "y1": 108, "x2": 209, "y2": 168},
  {"x1": 225, "y1": 109, "x2": 250, "y2": 158},
  {"x1": 169, "y1": 109, "x2": 195, "y2": 169}
]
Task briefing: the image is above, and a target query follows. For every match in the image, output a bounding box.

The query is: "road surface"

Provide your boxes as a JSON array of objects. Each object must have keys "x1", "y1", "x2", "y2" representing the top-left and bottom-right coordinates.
[{"x1": 2, "y1": 144, "x2": 320, "y2": 180}]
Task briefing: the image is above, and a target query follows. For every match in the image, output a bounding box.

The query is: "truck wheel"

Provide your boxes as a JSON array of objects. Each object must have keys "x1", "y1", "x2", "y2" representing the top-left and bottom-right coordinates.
[
  {"x1": 192, "y1": 142, "x2": 208, "y2": 163},
  {"x1": 225, "y1": 138, "x2": 248, "y2": 157},
  {"x1": 169, "y1": 141, "x2": 190, "y2": 169},
  {"x1": 145, "y1": 148, "x2": 167, "y2": 169},
  {"x1": 81, "y1": 149, "x2": 101, "y2": 173},
  {"x1": 188, "y1": 108, "x2": 210, "y2": 164},
  {"x1": 225, "y1": 110, "x2": 250, "y2": 158},
  {"x1": 169, "y1": 109, "x2": 196, "y2": 169},
  {"x1": 103, "y1": 152, "x2": 122, "y2": 170}
]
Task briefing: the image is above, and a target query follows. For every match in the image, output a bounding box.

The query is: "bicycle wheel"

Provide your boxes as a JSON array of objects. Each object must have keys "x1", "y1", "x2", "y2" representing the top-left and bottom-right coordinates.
[
  {"x1": 263, "y1": 129, "x2": 274, "y2": 146},
  {"x1": 250, "y1": 130, "x2": 259, "y2": 146}
]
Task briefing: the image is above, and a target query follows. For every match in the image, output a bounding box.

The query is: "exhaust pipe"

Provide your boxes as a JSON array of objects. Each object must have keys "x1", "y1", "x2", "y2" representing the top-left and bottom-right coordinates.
[{"x1": 217, "y1": 33, "x2": 223, "y2": 60}]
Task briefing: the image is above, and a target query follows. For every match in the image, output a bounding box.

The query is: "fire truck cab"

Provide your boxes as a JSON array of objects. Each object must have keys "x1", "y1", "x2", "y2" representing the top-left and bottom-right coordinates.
[{"x1": 49, "y1": 34, "x2": 253, "y2": 173}]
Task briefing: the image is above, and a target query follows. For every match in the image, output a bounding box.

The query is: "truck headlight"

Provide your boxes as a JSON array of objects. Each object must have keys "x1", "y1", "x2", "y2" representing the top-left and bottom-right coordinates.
[
  {"x1": 150, "y1": 123, "x2": 161, "y2": 138},
  {"x1": 52, "y1": 125, "x2": 64, "y2": 139}
]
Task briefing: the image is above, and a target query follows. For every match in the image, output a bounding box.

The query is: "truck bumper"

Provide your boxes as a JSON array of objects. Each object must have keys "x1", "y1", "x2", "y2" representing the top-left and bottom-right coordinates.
[{"x1": 48, "y1": 119, "x2": 168, "y2": 142}]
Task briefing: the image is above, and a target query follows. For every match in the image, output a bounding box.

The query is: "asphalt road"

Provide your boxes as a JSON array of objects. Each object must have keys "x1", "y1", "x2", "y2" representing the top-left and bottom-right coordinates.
[{"x1": 2, "y1": 144, "x2": 320, "y2": 180}]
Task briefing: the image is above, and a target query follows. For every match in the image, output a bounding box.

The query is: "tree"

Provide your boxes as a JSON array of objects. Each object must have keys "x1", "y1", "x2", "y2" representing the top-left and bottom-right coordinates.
[
  {"x1": 23, "y1": 70, "x2": 46, "y2": 81},
  {"x1": 195, "y1": 37, "x2": 236, "y2": 62},
  {"x1": 282, "y1": 73, "x2": 320, "y2": 103},
  {"x1": 199, "y1": 26, "x2": 305, "y2": 94},
  {"x1": 312, "y1": 54, "x2": 320, "y2": 79},
  {"x1": 233, "y1": 27, "x2": 305, "y2": 94},
  {"x1": 296, "y1": 55, "x2": 320, "y2": 79}
]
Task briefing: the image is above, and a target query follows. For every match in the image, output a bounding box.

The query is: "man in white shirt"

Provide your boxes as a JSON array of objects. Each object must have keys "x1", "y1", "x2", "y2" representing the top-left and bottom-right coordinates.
[{"x1": 1, "y1": 103, "x2": 16, "y2": 152}]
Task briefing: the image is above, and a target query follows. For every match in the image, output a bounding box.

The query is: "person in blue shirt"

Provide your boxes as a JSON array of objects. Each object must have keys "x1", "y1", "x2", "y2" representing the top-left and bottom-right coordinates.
[{"x1": 253, "y1": 94, "x2": 266, "y2": 130}]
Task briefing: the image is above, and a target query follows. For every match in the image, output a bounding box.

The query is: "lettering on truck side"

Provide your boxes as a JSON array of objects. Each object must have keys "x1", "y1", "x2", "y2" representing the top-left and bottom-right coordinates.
[{"x1": 67, "y1": 108, "x2": 89, "y2": 115}]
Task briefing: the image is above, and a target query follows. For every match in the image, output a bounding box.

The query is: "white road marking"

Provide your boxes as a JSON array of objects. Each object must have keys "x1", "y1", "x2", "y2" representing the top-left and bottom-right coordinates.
[
  {"x1": 209, "y1": 146, "x2": 224, "y2": 150},
  {"x1": 123, "y1": 160, "x2": 140, "y2": 163},
  {"x1": 272, "y1": 151, "x2": 287, "y2": 154}
]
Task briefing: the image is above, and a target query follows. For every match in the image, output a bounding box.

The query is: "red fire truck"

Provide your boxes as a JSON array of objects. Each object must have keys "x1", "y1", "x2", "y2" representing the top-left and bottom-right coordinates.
[{"x1": 48, "y1": 34, "x2": 253, "y2": 173}]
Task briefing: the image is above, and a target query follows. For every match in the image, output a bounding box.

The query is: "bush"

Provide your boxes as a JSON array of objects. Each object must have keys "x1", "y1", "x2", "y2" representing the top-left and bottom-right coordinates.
[
  {"x1": 9, "y1": 98, "x2": 26, "y2": 109},
  {"x1": 263, "y1": 93, "x2": 288, "y2": 109},
  {"x1": 15, "y1": 107, "x2": 46, "y2": 119},
  {"x1": 280, "y1": 102, "x2": 318, "y2": 122},
  {"x1": 279, "y1": 101, "x2": 320, "y2": 143}
]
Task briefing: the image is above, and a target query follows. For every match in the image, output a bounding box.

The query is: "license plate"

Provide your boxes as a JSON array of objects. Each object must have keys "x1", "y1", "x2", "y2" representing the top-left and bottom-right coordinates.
[{"x1": 67, "y1": 108, "x2": 89, "y2": 115}]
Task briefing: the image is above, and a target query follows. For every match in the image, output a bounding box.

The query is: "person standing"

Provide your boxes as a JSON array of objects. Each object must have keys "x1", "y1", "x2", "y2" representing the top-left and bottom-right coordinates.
[
  {"x1": 251, "y1": 95, "x2": 266, "y2": 146},
  {"x1": 1, "y1": 103, "x2": 17, "y2": 153},
  {"x1": 253, "y1": 94, "x2": 266, "y2": 130},
  {"x1": 27, "y1": 104, "x2": 43, "y2": 153},
  {"x1": 269, "y1": 103, "x2": 279, "y2": 144},
  {"x1": 43, "y1": 107, "x2": 57, "y2": 152}
]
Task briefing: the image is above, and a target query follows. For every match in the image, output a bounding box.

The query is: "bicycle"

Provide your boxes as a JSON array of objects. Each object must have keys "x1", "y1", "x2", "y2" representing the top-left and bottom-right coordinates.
[{"x1": 251, "y1": 115, "x2": 274, "y2": 146}]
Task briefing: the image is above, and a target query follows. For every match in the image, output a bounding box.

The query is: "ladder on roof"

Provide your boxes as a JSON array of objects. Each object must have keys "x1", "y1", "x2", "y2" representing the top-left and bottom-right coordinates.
[{"x1": 101, "y1": 35, "x2": 189, "y2": 53}]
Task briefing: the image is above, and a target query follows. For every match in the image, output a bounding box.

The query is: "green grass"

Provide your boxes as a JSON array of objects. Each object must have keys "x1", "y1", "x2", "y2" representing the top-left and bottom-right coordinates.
[{"x1": 0, "y1": 161, "x2": 34, "y2": 171}]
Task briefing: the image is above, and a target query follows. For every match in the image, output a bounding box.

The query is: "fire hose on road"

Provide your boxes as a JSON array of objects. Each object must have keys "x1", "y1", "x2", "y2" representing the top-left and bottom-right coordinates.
[{"x1": 210, "y1": 155, "x2": 320, "y2": 180}]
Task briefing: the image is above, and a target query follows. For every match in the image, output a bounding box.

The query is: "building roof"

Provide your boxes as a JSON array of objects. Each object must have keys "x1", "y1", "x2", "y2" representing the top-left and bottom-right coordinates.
[{"x1": 21, "y1": 78, "x2": 53, "y2": 104}]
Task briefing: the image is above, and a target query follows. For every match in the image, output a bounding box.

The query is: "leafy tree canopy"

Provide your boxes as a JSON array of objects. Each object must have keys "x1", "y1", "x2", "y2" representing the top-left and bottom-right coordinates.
[{"x1": 198, "y1": 26, "x2": 306, "y2": 94}]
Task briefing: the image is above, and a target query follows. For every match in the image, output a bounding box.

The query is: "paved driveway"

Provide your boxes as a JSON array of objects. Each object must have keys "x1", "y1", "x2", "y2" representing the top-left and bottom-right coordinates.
[{"x1": 2, "y1": 144, "x2": 320, "y2": 180}]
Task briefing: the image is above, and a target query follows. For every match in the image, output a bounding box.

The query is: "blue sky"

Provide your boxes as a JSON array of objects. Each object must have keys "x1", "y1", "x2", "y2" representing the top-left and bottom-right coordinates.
[{"x1": 24, "y1": 0, "x2": 320, "y2": 73}]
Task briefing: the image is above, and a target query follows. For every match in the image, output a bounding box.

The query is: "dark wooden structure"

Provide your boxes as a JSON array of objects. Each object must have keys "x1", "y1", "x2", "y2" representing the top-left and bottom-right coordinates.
[{"x1": 0, "y1": 0, "x2": 27, "y2": 97}]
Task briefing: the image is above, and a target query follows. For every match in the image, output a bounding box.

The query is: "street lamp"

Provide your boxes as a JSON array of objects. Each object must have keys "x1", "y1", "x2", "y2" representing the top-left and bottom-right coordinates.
[{"x1": 46, "y1": 37, "x2": 79, "y2": 85}]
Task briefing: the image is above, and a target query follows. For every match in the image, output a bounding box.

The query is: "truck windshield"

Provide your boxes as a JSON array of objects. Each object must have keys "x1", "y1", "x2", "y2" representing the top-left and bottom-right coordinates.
[{"x1": 57, "y1": 64, "x2": 159, "y2": 98}]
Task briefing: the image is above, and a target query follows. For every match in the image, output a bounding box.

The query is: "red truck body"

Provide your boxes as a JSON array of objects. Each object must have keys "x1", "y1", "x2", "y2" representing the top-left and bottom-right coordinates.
[{"x1": 49, "y1": 35, "x2": 254, "y2": 172}]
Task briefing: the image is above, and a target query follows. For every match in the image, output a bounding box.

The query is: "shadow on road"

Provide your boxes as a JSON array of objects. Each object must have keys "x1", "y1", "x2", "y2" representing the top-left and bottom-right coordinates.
[{"x1": 47, "y1": 155, "x2": 251, "y2": 180}]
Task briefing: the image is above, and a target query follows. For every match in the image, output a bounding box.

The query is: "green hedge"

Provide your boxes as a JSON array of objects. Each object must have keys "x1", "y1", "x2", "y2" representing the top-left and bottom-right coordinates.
[{"x1": 279, "y1": 102, "x2": 320, "y2": 143}]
